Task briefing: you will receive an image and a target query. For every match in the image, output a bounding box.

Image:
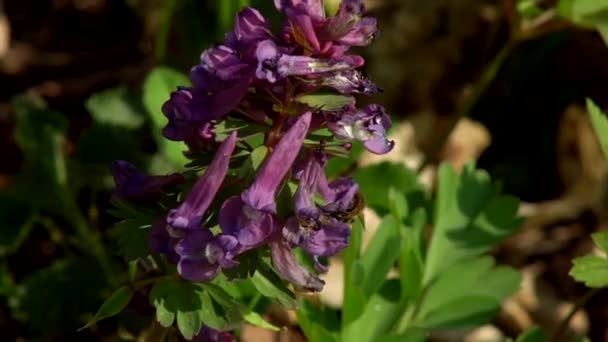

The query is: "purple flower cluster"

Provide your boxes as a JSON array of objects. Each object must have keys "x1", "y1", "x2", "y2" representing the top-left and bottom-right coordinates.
[{"x1": 113, "y1": 0, "x2": 393, "y2": 293}]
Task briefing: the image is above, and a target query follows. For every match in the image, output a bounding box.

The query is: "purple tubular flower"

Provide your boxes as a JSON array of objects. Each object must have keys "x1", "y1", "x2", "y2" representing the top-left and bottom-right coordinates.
[
  {"x1": 283, "y1": 153, "x2": 350, "y2": 259},
  {"x1": 162, "y1": 88, "x2": 219, "y2": 151},
  {"x1": 320, "y1": 0, "x2": 377, "y2": 47},
  {"x1": 320, "y1": 70, "x2": 381, "y2": 95},
  {"x1": 111, "y1": 161, "x2": 184, "y2": 202},
  {"x1": 148, "y1": 215, "x2": 179, "y2": 263},
  {"x1": 167, "y1": 132, "x2": 237, "y2": 230},
  {"x1": 175, "y1": 230, "x2": 239, "y2": 282},
  {"x1": 234, "y1": 7, "x2": 271, "y2": 43},
  {"x1": 219, "y1": 112, "x2": 312, "y2": 248},
  {"x1": 270, "y1": 238, "x2": 325, "y2": 291},
  {"x1": 255, "y1": 40, "x2": 364, "y2": 83},
  {"x1": 193, "y1": 326, "x2": 234, "y2": 342},
  {"x1": 328, "y1": 104, "x2": 395, "y2": 154},
  {"x1": 274, "y1": 0, "x2": 325, "y2": 18}
]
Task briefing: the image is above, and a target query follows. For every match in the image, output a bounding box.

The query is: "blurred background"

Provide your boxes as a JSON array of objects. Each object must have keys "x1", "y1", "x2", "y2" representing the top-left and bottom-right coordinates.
[{"x1": 1, "y1": 0, "x2": 608, "y2": 341}]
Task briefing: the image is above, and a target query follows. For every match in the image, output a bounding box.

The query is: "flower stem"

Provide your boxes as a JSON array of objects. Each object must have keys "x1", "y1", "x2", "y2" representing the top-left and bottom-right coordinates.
[
  {"x1": 549, "y1": 287, "x2": 601, "y2": 342},
  {"x1": 417, "y1": 41, "x2": 514, "y2": 173},
  {"x1": 63, "y1": 196, "x2": 117, "y2": 287}
]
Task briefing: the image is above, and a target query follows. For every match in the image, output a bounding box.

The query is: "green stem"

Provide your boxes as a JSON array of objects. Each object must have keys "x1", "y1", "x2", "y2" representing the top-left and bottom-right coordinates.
[
  {"x1": 132, "y1": 274, "x2": 176, "y2": 290},
  {"x1": 247, "y1": 292, "x2": 263, "y2": 311},
  {"x1": 417, "y1": 41, "x2": 514, "y2": 173},
  {"x1": 155, "y1": 0, "x2": 177, "y2": 62},
  {"x1": 549, "y1": 287, "x2": 601, "y2": 342},
  {"x1": 64, "y1": 197, "x2": 117, "y2": 287}
]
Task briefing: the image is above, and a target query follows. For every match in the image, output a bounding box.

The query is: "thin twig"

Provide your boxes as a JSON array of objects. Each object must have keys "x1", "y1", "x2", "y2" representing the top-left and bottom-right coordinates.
[
  {"x1": 417, "y1": 41, "x2": 514, "y2": 173},
  {"x1": 549, "y1": 287, "x2": 601, "y2": 342}
]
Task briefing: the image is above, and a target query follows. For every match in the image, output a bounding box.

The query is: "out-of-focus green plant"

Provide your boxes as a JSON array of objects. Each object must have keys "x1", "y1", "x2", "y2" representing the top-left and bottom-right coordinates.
[{"x1": 295, "y1": 161, "x2": 525, "y2": 342}]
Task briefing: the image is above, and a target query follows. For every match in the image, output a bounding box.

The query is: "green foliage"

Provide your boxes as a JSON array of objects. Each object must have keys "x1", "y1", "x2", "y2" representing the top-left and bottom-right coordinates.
[
  {"x1": 150, "y1": 278, "x2": 239, "y2": 339},
  {"x1": 296, "y1": 92, "x2": 355, "y2": 112},
  {"x1": 516, "y1": 327, "x2": 547, "y2": 342},
  {"x1": 0, "y1": 190, "x2": 35, "y2": 256},
  {"x1": 570, "y1": 232, "x2": 608, "y2": 287},
  {"x1": 12, "y1": 96, "x2": 70, "y2": 214},
  {"x1": 423, "y1": 163, "x2": 523, "y2": 285},
  {"x1": 586, "y1": 98, "x2": 608, "y2": 160},
  {"x1": 143, "y1": 67, "x2": 191, "y2": 167},
  {"x1": 414, "y1": 256, "x2": 521, "y2": 329},
  {"x1": 110, "y1": 218, "x2": 152, "y2": 262},
  {"x1": 299, "y1": 162, "x2": 524, "y2": 341},
  {"x1": 8, "y1": 258, "x2": 107, "y2": 334},
  {"x1": 250, "y1": 261, "x2": 297, "y2": 309},
  {"x1": 353, "y1": 161, "x2": 428, "y2": 215},
  {"x1": 150, "y1": 277, "x2": 277, "y2": 339},
  {"x1": 85, "y1": 87, "x2": 145, "y2": 129},
  {"x1": 80, "y1": 286, "x2": 134, "y2": 330},
  {"x1": 558, "y1": 0, "x2": 608, "y2": 43},
  {"x1": 357, "y1": 215, "x2": 402, "y2": 296}
]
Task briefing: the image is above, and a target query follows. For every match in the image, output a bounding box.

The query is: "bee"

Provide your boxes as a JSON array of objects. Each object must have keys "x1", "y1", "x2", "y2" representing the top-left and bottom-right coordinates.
[{"x1": 324, "y1": 191, "x2": 365, "y2": 224}]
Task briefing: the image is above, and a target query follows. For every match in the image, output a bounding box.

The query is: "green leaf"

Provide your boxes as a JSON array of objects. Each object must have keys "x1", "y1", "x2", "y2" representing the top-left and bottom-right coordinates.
[
  {"x1": 517, "y1": 0, "x2": 543, "y2": 18},
  {"x1": 325, "y1": 142, "x2": 364, "y2": 178},
  {"x1": 79, "y1": 286, "x2": 134, "y2": 330},
  {"x1": 0, "y1": 188, "x2": 35, "y2": 256},
  {"x1": 295, "y1": 92, "x2": 354, "y2": 111},
  {"x1": 570, "y1": 232, "x2": 608, "y2": 288},
  {"x1": 250, "y1": 261, "x2": 297, "y2": 309},
  {"x1": 237, "y1": 146, "x2": 269, "y2": 181},
  {"x1": 417, "y1": 296, "x2": 500, "y2": 330},
  {"x1": 109, "y1": 218, "x2": 152, "y2": 261},
  {"x1": 358, "y1": 215, "x2": 402, "y2": 296},
  {"x1": 85, "y1": 87, "x2": 145, "y2": 129},
  {"x1": 342, "y1": 279, "x2": 405, "y2": 342},
  {"x1": 587, "y1": 98, "x2": 608, "y2": 160},
  {"x1": 296, "y1": 300, "x2": 339, "y2": 342},
  {"x1": 242, "y1": 310, "x2": 280, "y2": 331},
  {"x1": 415, "y1": 256, "x2": 521, "y2": 330},
  {"x1": 150, "y1": 278, "x2": 241, "y2": 339},
  {"x1": 570, "y1": 255, "x2": 608, "y2": 287},
  {"x1": 75, "y1": 124, "x2": 144, "y2": 167},
  {"x1": 353, "y1": 162, "x2": 427, "y2": 216},
  {"x1": 12, "y1": 95, "x2": 70, "y2": 214},
  {"x1": 516, "y1": 327, "x2": 546, "y2": 342},
  {"x1": 388, "y1": 188, "x2": 409, "y2": 221},
  {"x1": 142, "y1": 67, "x2": 191, "y2": 167},
  {"x1": 341, "y1": 272, "x2": 367, "y2": 328},
  {"x1": 377, "y1": 328, "x2": 427, "y2": 342},
  {"x1": 423, "y1": 163, "x2": 523, "y2": 285},
  {"x1": 563, "y1": 0, "x2": 608, "y2": 44},
  {"x1": 9, "y1": 258, "x2": 107, "y2": 334},
  {"x1": 591, "y1": 231, "x2": 608, "y2": 255},
  {"x1": 399, "y1": 208, "x2": 426, "y2": 301},
  {"x1": 0, "y1": 263, "x2": 15, "y2": 296}
]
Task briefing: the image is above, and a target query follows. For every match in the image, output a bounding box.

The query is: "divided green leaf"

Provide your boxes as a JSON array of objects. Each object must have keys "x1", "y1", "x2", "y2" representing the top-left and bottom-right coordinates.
[
  {"x1": 423, "y1": 162, "x2": 523, "y2": 286},
  {"x1": 415, "y1": 256, "x2": 521, "y2": 330},
  {"x1": 149, "y1": 278, "x2": 242, "y2": 339},
  {"x1": 570, "y1": 231, "x2": 608, "y2": 288}
]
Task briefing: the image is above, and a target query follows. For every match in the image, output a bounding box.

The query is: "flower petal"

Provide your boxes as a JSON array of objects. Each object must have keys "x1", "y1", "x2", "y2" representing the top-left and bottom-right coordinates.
[
  {"x1": 245, "y1": 112, "x2": 311, "y2": 210},
  {"x1": 270, "y1": 238, "x2": 325, "y2": 292},
  {"x1": 300, "y1": 220, "x2": 350, "y2": 257},
  {"x1": 167, "y1": 132, "x2": 237, "y2": 230}
]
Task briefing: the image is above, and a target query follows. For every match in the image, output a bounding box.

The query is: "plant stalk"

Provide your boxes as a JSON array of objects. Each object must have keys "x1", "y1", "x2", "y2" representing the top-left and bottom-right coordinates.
[{"x1": 549, "y1": 287, "x2": 601, "y2": 342}]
